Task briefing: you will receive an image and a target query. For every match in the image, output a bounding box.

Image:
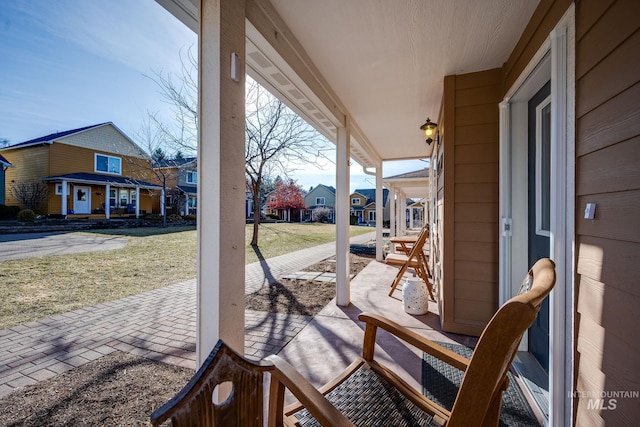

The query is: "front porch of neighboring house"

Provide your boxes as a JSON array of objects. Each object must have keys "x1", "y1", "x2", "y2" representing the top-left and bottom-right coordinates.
[
  {"x1": 43, "y1": 173, "x2": 162, "y2": 219},
  {"x1": 174, "y1": 185, "x2": 197, "y2": 216}
]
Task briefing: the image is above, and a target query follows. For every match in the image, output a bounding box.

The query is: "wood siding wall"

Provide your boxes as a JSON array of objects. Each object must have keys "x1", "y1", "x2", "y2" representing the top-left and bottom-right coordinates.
[
  {"x1": 2, "y1": 145, "x2": 50, "y2": 212},
  {"x1": 574, "y1": 0, "x2": 640, "y2": 424},
  {"x1": 49, "y1": 143, "x2": 152, "y2": 179},
  {"x1": 437, "y1": 69, "x2": 502, "y2": 336}
]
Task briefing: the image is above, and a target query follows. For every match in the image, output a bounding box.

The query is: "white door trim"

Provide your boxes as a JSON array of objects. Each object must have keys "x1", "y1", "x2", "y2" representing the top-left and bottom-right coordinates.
[
  {"x1": 73, "y1": 185, "x2": 91, "y2": 214},
  {"x1": 498, "y1": 5, "x2": 575, "y2": 426}
]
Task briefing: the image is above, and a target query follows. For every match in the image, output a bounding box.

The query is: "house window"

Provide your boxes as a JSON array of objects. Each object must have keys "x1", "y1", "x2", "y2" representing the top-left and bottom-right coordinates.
[
  {"x1": 316, "y1": 197, "x2": 325, "y2": 205},
  {"x1": 351, "y1": 197, "x2": 360, "y2": 205},
  {"x1": 188, "y1": 196, "x2": 197, "y2": 214},
  {"x1": 119, "y1": 189, "x2": 129, "y2": 206},
  {"x1": 95, "y1": 154, "x2": 121, "y2": 175},
  {"x1": 186, "y1": 171, "x2": 198, "y2": 184},
  {"x1": 368, "y1": 211, "x2": 376, "y2": 221},
  {"x1": 55, "y1": 183, "x2": 64, "y2": 195},
  {"x1": 130, "y1": 190, "x2": 137, "y2": 204},
  {"x1": 109, "y1": 189, "x2": 117, "y2": 207}
]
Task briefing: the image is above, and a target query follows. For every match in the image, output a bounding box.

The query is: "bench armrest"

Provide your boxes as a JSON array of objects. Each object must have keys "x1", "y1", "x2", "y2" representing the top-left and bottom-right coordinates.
[
  {"x1": 359, "y1": 312, "x2": 470, "y2": 372},
  {"x1": 267, "y1": 355, "x2": 355, "y2": 427}
]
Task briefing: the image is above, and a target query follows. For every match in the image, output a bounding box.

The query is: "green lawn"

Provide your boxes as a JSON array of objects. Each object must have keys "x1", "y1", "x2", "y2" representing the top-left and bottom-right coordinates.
[{"x1": 0, "y1": 223, "x2": 373, "y2": 329}]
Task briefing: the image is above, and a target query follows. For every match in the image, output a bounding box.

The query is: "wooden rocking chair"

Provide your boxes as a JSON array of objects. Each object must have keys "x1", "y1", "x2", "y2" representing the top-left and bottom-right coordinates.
[{"x1": 150, "y1": 258, "x2": 555, "y2": 427}]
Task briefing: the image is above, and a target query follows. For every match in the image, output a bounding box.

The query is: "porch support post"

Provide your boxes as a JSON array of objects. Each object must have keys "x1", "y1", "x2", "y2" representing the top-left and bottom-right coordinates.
[
  {"x1": 135, "y1": 187, "x2": 140, "y2": 219},
  {"x1": 105, "y1": 184, "x2": 110, "y2": 219},
  {"x1": 61, "y1": 180, "x2": 68, "y2": 216},
  {"x1": 197, "y1": 0, "x2": 246, "y2": 366},
  {"x1": 409, "y1": 205, "x2": 414, "y2": 229},
  {"x1": 335, "y1": 120, "x2": 350, "y2": 306},
  {"x1": 400, "y1": 194, "x2": 406, "y2": 234},
  {"x1": 389, "y1": 186, "x2": 396, "y2": 239},
  {"x1": 375, "y1": 165, "x2": 383, "y2": 261}
]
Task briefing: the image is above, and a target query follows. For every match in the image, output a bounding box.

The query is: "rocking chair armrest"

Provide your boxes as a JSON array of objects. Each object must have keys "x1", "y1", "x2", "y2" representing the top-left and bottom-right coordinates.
[
  {"x1": 266, "y1": 355, "x2": 356, "y2": 427},
  {"x1": 359, "y1": 313, "x2": 470, "y2": 372}
]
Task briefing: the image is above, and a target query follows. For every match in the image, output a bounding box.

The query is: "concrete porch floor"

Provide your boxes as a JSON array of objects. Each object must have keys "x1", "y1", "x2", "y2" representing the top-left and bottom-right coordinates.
[{"x1": 277, "y1": 258, "x2": 478, "y2": 395}]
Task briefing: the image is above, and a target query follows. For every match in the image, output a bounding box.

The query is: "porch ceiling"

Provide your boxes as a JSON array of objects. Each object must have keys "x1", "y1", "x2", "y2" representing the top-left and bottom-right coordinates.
[{"x1": 157, "y1": 0, "x2": 539, "y2": 167}]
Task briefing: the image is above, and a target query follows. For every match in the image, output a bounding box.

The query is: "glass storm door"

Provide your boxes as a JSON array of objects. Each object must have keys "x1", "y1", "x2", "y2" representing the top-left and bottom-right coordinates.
[{"x1": 528, "y1": 81, "x2": 551, "y2": 374}]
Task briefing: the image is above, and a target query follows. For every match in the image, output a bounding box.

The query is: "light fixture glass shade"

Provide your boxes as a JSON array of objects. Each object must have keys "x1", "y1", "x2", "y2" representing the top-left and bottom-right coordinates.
[{"x1": 420, "y1": 118, "x2": 437, "y2": 145}]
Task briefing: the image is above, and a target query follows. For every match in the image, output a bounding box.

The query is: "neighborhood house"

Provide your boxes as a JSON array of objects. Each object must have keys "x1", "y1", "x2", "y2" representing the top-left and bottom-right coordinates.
[{"x1": 0, "y1": 122, "x2": 163, "y2": 218}]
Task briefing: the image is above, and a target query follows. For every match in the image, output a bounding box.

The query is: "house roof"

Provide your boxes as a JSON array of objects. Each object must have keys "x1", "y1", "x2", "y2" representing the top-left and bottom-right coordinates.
[
  {"x1": 0, "y1": 153, "x2": 13, "y2": 168},
  {"x1": 2, "y1": 123, "x2": 110, "y2": 150},
  {"x1": 154, "y1": 157, "x2": 197, "y2": 168},
  {"x1": 177, "y1": 184, "x2": 197, "y2": 195},
  {"x1": 308, "y1": 184, "x2": 336, "y2": 194},
  {"x1": 41, "y1": 172, "x2": 162, "y2": 189},
  {"x1": 353, "y1": 188, "x2": 389, "y2": 206},
  {"x1": 384, "y1": 168, "x2": 429, "y2": 180}
]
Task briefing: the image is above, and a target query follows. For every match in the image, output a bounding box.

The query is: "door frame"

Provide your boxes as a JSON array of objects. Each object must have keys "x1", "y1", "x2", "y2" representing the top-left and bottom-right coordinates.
[
  {"x1": 498, "y1": 5, "x2": 575, "y2": 426},
  {"x1": 73, "y1": 185, "x2": 92, "y2": 214}
]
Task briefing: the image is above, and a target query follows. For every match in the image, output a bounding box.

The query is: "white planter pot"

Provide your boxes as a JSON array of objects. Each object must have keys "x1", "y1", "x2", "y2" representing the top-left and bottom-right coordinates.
[{"x1": 402, "y1": 278, "x2": 429, "y2": 315}]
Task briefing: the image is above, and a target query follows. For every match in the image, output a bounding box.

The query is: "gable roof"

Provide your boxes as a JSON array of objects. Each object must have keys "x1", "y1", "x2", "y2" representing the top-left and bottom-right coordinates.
[
  {"x1": 308, "y1": 184, "x2": 336, "y2": 194},
  {"x1": 2, "y1": 123, "x2": 111, "y2": 150},
  {"x1": 0, "y1": 153, "x2": 13, "y2": 168},
  {"x1": 154, "y1": 157, "x2": 197, "y2": 168},
  {"x1": 353, "y1": 188, "x2": 389, "y2": 205}
]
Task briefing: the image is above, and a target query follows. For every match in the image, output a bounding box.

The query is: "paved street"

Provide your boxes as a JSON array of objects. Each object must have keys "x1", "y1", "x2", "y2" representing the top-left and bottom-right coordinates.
[{"x1": 0, "y1": 232, "x2": 127, "y2": 261}]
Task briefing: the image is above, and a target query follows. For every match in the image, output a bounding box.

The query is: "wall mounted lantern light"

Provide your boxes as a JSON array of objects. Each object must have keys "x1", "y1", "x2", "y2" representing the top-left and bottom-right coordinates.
[{"x1": 420, "y1": 118, "x2": 438, "y2": 145}]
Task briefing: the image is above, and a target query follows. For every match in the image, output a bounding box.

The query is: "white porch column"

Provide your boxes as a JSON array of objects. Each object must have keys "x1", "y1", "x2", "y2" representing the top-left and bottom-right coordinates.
[
  {"x1": 135, "y1": 187, "x2": 140, "y2": 219},
  {"x1": 409, "y1": 205, "x2": 414, "y2": 229},
  {"x1": 375, "y1": 165, "x2": 383, "y2": 261},
  {"x1": 105, "y1": 184, "x2": 110, "y2": 219},
  {"x1": 335, "y1": 120, "x2": 351, "y2": 306},
  {"x1": 400, "y1": 194, "x2": 406, "y2": 234},
  {"x1": 197, "y1": 0, "x2": 246, "y2": 366},
  {"x1": 61, "y1": 180, "x2": 68, "y2": 216},
  {"x1": 160, "y1": 188, "x2": 166, "y2": 217},
  {"x1": 389, "y1": 186, "x2": 396, "y2": 238}
]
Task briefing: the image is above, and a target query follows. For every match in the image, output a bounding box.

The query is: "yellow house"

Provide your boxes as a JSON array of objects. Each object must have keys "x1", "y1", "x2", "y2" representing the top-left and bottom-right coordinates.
[{"x1": 0, "y1": 122, "x2": 162, "y2": 218}]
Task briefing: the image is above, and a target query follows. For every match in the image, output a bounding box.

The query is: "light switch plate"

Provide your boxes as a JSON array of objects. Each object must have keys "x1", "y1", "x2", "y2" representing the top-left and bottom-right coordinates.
[{"x1": 584, "y1": 203, "x2": 596, "y2": 219}]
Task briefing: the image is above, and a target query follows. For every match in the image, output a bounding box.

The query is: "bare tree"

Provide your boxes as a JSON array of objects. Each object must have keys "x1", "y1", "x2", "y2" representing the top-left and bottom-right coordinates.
[
  {"x1": 130, "y1": 117, "x2": 187, "y2": 228},
  {"x1": 145, "y1": 48, "x2": 198, "y2": 156},
  {"x1": 10, "y1": 180, "x2": 48, "y2": 212},
  {"x1": 145, "y1": 49, "x2": 332, "y2": 245},
  {"x1": 245, "y1": 78, "x2": 330, "y2": 245},
  {"x1": 0, "y1": 138, "x2": 9, "y2": 148}
]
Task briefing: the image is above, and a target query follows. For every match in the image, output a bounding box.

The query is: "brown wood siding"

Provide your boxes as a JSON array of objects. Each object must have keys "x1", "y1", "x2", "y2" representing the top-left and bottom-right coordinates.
[
  {"x1": 437, "y1": 69, "x2": 501, "y2": 336},
  {"x1": 574, "y1": 0, "x2": 640, "y2": 424},
  {"x1": 503, "y1": 0, "x2": 573, "y2": 91},
  {"x1": 2, "y1": 145, "x2": 50, "y2": 212}
]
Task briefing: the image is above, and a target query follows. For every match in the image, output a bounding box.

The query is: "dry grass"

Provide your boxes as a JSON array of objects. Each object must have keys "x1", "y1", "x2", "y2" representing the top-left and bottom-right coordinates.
[
  {"x1": 0, "y1": 223, "x2": 373, "y2": 329},
  {"x1": 245, "y1": 223, "x2": 372, "y2": 263}
]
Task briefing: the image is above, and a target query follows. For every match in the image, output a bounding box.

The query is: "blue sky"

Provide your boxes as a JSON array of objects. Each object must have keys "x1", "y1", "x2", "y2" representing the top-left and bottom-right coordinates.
[
  {"x1": 0, "y1": 0, "x2": 425, "y2": 192},
  {"x1": 0, "y1": 0, "x2": 195, "y2": 145}
]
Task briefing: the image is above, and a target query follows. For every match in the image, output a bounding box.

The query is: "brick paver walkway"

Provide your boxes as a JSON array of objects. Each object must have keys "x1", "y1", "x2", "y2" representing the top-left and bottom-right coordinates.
[{"x1": 0, "y1": 231, "x2": 375, "y2": 398}]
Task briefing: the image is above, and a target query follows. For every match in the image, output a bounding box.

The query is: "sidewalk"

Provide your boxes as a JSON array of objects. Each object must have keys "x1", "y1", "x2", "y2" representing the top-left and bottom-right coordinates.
[{"x1": 0, "y1": 231, "x2": 376, "y2": 399}]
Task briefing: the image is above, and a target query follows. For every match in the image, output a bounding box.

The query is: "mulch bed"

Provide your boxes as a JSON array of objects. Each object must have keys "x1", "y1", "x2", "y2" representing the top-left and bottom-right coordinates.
[
  {"x1": 0, "y1": 253, "x2": 374, "y2": 426},
  {"x1": 245, "y1": 253, "x2": 374, "y2": 316},
  {"x1": 0, "y1": 351, "x2": 192, "y2": 427}
]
